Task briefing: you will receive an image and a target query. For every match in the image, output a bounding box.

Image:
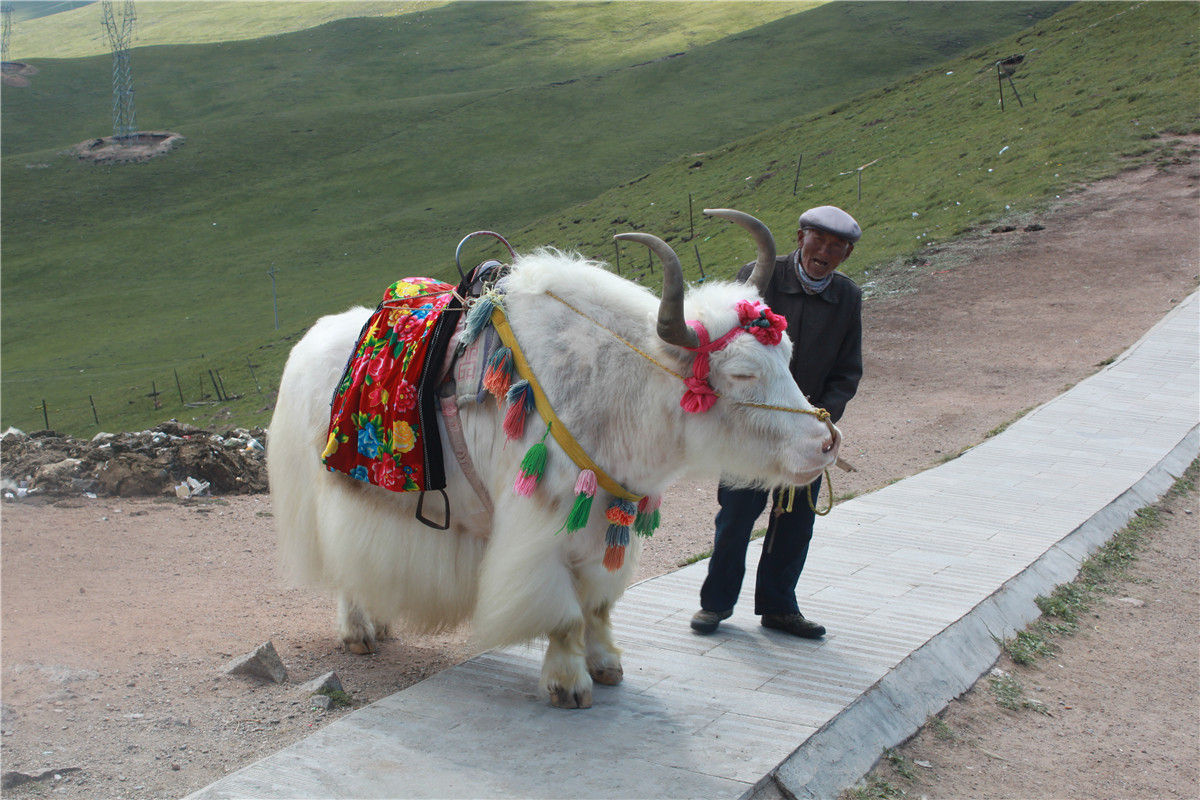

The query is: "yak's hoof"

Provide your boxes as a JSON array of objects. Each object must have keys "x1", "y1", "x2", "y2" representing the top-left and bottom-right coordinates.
[
  {"x1": 589, "y1": 666, "x2": 623, "y2": 686},
  {"x1": 344, "y1": 638, "x2": 376, "y2": 655},
  {"x1": 549, "y1": 685, "x2": 592, "y2": 709}
]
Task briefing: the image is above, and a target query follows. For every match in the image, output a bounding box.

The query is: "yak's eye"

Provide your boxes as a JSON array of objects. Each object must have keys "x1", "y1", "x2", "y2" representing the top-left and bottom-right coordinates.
[{"x1": 728, "y1": 373, "x2": 758, "y2": 383}]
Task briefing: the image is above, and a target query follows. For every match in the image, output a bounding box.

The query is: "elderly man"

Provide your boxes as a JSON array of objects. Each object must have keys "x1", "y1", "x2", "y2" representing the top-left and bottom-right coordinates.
[{"x1": 691, "y1": 205, "x2": 863, "y2": 638}]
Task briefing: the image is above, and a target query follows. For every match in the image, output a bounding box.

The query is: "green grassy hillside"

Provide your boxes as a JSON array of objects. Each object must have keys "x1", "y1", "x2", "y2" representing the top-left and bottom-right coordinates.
[
  {"x1": 4, "y1": 0, "x2": 818, "y2": 60},
  {"x1": 516, "y1": 1, "x2": 1200, "y2": 284},
  {"x1": 5, "y1": 1, "x2": 448, "y2": 59},
  {"x1": 0, "y1": 1, "x2": 1094, "y2": 436}
]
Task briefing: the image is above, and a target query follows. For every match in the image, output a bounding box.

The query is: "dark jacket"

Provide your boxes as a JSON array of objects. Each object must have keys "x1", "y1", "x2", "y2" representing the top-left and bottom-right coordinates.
[{"x1": 737, "y1": 249, "x2": 862, "y2": 422}]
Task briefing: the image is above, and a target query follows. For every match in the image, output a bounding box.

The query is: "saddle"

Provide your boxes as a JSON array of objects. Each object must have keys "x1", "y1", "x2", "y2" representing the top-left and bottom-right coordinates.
[{"x1": 322, "y1": 253, "x2": 507, "y2": 530}]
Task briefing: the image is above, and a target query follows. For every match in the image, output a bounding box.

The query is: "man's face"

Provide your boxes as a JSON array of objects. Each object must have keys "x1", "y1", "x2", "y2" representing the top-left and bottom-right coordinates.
[{"x1": 797, "y1": 227, "x2": 854, "y2": 280}]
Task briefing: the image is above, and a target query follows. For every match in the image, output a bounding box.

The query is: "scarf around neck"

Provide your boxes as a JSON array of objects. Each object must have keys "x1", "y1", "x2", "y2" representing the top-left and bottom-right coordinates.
[
  {"x1": 795, "y1": 257, "x2": 832, "y2": 295},
  {"x1": 792, "y1": 251, "x2": 830, "y2": 296}
]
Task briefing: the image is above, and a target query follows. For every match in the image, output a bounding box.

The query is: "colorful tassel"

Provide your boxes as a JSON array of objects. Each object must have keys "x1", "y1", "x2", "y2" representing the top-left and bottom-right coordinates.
[
  {"x1": 460, "y1": 294, "x2": 495, "y2": 347},
  {"x1": 634, "y1": 495, "x2": 662, "y2": 538},
  {"x1": 514, "y1": 423, "x2": 551, "y2": 497},
  {"x1": 483, "y1": 346, "x2": 514, "y2": 400},
  {"x1": 562, "y1": 469, "x2": 598, "y2": 533},
  {"x1": 502, "y1": 380, "x2": 535, "y2": 440},
  {"x1": 603, "y1": 498, "x2": 637, "y2": 571}
]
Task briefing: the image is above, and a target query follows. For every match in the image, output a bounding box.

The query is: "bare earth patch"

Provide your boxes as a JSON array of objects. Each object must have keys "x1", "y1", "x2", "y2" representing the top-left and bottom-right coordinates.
[
  {"x1": 1, "y1": 61, "x2": 37, "y2": 89},
  {"x1": 1, "y1": 158, "x2": 1197, "y2": 799},
  {"x1": 67, "y1": 132, "x2": 185, "y2": 166}
]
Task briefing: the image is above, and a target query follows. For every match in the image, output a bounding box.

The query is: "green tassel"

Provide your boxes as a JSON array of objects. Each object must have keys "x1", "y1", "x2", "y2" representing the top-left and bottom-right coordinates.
[
  {"x1": 563, "y1": 492, "x2": 594, "y2": 533},
  {"x1": 634, "y1": 508, "x2": 660, "y2": 538},
  {"x1": 513, "y1": 423, "x2": 551, "y2": 497}
]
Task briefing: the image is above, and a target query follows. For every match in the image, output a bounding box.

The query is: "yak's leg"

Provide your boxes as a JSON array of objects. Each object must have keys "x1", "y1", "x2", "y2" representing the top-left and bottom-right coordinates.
[
  {"x1": 584, "y1": 602, "x2": 623, "y2": 686},
  {"x1": 542, "y1": 618, "x2": 593, "y2": 709},
  {"x1": 337, "y1": 594, "x2": 388, "y2": 655}
]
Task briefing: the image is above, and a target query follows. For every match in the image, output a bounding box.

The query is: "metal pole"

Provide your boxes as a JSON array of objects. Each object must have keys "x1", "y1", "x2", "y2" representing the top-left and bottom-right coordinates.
[
  {"x1": 90, "y1": 395, "x2": 100, "y2": 425},
  {"x1": 1006, "y1": 74, "x2": 1024, "y2": 108},
  {"x1": 688, "y1": 193, "x2": 694, "y2": 241},
  {"x1": 41, "y1": 399, "x2": 49, "y2": 430},
  {"x1": 247, "y1": 357, "x2": 263, "y2": 397},
  {"x1": 792, "y1": 154, "x2": 803, "y2": 196}
]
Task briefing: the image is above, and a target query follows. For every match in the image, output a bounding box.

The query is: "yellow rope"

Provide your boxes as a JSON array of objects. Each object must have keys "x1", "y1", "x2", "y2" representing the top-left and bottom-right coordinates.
[
  {"x1": 807, "y1": 469, "x2": 833, "y2": 516},
  {"x1": 490, "y1": 306, "x2": 642, "y2": 503},
  {"x1": 776, "y1": 468, "x2": 833, "y2": 517}
]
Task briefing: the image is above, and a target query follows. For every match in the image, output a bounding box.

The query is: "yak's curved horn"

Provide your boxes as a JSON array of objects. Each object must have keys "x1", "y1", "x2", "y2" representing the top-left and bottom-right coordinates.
[
  {"x1": 702, "y1": 208, "x2": 776, "y2": 296},
  {"x1": 613, "y1": 232, "x2": 700, "y2": 349}
]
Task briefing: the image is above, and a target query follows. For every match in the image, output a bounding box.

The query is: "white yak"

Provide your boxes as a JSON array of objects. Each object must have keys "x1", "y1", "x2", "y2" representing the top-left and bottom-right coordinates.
[{"x1": 268, "y1": 210, "x2": 840, "y2": 708}]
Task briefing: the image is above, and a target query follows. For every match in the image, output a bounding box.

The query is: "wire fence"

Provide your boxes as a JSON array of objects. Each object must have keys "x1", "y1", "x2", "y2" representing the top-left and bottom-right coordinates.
[{"x1": 10, "y1": 356, "x2": 276, "y2": 436}]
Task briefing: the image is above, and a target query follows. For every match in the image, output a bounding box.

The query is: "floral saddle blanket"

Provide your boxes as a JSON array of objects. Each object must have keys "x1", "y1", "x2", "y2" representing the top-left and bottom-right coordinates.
[{"x1": 321, "y1": 276, "x2": 462, "y2": 522}]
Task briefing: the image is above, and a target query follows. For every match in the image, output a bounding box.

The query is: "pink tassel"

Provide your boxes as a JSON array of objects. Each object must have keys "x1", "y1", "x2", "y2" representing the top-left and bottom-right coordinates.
[
  {"x1": 514, "y1": 471, "x2": 539, "y2": 497},
  {"x1": 574, "y1": 469, "x2": 598, "y2": 497}
]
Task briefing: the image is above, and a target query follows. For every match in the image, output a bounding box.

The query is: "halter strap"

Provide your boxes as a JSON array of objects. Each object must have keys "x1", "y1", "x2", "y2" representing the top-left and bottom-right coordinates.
[{"x1": 679, "y1": 300, "x2": 786, "y2": 414}]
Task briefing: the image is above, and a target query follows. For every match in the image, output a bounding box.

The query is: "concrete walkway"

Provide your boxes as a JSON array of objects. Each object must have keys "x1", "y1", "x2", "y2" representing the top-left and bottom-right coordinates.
[{"x1": 188, "y1": 293, "x2": 1198, "y2": 800}]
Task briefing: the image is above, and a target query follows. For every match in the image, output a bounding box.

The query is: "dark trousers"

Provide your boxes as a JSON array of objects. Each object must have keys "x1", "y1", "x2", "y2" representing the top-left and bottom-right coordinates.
[{"x1": 699, "y1": 477, "x2": 820, "y2": 616}]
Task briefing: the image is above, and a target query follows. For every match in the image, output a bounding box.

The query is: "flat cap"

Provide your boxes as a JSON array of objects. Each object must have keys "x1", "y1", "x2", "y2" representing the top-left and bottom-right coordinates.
[{"x1": 798, "y1": 205, "x2": 861, "y2": 243}]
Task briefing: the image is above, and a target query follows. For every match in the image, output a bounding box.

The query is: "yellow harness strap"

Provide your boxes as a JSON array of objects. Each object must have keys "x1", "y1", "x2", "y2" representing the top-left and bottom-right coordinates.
[{"x1": 490, "y1": 307, "x2": 641, "y2": 504}]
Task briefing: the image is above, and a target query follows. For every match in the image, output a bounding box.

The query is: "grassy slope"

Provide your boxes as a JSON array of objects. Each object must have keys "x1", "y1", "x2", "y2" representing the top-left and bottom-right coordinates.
[
  {"x1": 517, "y1": 2, "x2": 1200, "y2": 289},
  {"x1": 1, "y1": 2, "x2": 1088, "y2": 435},
  {"x1": 6, "y1": 1, "x2": 449, "y2": 59}
]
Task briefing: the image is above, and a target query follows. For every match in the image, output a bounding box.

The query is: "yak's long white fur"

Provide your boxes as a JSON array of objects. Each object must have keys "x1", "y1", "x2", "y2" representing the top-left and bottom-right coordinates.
[{"x1": 268, "y1": 248, "x2": 838, "y2": 698}]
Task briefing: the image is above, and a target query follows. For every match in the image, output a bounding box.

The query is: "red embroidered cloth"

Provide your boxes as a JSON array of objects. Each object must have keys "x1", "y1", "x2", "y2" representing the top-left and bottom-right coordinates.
[{"x1": 322, "y1": 277, "x2": 455, "y2": 492}]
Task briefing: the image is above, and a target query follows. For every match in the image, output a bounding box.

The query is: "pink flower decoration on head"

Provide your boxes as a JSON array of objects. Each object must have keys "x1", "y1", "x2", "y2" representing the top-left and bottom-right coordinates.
[{"x1": 735, "y1": 300, "x2": 787, "y2": 346}]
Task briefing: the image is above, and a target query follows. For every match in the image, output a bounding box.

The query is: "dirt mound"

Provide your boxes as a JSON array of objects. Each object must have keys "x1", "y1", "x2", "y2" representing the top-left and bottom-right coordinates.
[
  {"x1": 0, "y1": 419, "x2": 267, "y2": 499},
  {"x1": 1, "y1": 60, "x2": 37, "y2": 88},
  {"x1": 68, "y1": 131, "x2": 185, "y2": 165}
]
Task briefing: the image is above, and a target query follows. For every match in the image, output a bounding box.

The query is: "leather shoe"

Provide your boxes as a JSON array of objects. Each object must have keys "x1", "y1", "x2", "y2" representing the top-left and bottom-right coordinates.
[
  {"x1": 690, "y1": 608, "x2": 732, "y2": 635},
  {"x1": 761, "y1": 612, "x2": 826, "y2": 639}
]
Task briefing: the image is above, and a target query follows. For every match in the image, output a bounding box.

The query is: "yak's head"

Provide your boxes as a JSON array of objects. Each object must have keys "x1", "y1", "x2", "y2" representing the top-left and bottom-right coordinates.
[{"x1": 616, "y1": 209, "x2": 840, "y2": 489}]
